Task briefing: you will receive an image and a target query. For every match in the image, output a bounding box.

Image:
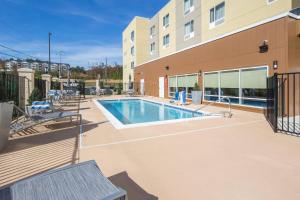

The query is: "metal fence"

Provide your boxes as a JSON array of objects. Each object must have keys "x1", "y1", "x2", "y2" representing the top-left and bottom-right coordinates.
[
  {"x1": 0, "y1": 72, "x2": 23, "y2": 105},
  {"x1": 34, "y1": 78, "x2": 46, "y2": 99},
  {"x1": 123, "y1": 82, "x2": 143, "y2": 94},
  {"x1": 0, "y1": 72, "x2": 26, "y2": 118},
  {"x1": 265, "y1": 72, "x2": 300, "y2": 135}
]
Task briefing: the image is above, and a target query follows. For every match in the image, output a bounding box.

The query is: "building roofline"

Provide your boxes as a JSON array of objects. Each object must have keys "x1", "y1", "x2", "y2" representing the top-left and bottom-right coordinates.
[
  {"x1": 122, "y1": 16, "x2": 150, "y2": 34},
  {"x1": 136, "y1": 11, "x2": 294, "y2": 68}
]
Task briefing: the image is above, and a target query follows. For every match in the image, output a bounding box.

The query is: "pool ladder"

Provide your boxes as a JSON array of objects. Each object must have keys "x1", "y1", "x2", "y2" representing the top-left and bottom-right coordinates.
[{"x1": 193, "y1": 97, "x2": 233, "y2": 118}]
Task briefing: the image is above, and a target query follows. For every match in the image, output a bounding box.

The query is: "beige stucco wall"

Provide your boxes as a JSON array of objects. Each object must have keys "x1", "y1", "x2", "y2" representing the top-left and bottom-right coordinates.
[
  {"x1": 158, "y1": 0, "x2": 176, "y2": 57},
  {"x1": 122, "y1": 17, "x2": 149, "y2": 85},
  {"x1": 201, "y1": 0, "x2": 295, "y2": 41},
  {"x1": 135, "y1": 17, "x2": 150, "y2": 65}
]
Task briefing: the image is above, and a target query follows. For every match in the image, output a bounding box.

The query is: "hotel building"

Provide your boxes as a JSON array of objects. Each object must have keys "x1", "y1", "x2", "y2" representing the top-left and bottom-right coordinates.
[
  {"x1": 122, "y1": 0, "x2": 300, "y2": 110},
  {"x1": 122, "y1": 16, "x2": 149, "y2": 90}
]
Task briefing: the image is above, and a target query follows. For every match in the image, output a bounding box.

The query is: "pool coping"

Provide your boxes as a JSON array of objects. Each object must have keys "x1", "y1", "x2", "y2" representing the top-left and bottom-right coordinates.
[{"x1": 93, "y1": 98, "x2": 220, "y2": 129}]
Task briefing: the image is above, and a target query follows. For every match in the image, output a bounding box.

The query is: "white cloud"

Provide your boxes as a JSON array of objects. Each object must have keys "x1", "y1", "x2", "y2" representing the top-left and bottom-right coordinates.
[{"x1": 3, "y1": 41, "x2": 122, "y2": 67}]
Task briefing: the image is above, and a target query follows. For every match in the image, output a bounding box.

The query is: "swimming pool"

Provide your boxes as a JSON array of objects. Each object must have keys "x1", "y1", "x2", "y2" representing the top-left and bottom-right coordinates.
[{"x1": 96, "y1": 99, "x2": 214, "y2": 129}]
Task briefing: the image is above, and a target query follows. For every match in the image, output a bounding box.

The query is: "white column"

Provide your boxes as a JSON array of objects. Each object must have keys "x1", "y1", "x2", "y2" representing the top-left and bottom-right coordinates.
[
  {"x1": 18, "y1": 68, "x2": 35, "y2": 106},
  {"x1": 42, "y1": 74, "x2": 52, "y2": 98}
]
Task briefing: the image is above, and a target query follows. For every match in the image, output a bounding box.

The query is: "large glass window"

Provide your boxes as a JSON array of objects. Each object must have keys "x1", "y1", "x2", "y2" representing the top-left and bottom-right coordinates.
[
  {"x1": 168, "y1": 77, "x2": 177, "y2": 97},
  {"x1": 168, "y1": 74, "x2": 198, "y2": 98},
  {"x1": 204, "y1": 72, "x2": 219, "y2": 96},
  {"x1": 220, "y1": 70, "x2": 239, "y2": 97},
  {"x1": 241, "y1": 67, "x2": 267, "y2": 107},
  {"x1": 204, "y1": 67, "x2": 268, "y2": 108}
]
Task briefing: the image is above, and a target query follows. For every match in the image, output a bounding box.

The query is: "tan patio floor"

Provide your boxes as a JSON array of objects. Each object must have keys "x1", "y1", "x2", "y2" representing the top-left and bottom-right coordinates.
[{"x1": 1, "y1": 96, "x2": 300, "y2": 200}]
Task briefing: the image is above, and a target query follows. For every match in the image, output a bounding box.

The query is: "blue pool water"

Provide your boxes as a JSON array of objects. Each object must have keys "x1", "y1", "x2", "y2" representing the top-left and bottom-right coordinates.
[{"x1": 98, "y1": 99, "x2": 204, "y2": 125}]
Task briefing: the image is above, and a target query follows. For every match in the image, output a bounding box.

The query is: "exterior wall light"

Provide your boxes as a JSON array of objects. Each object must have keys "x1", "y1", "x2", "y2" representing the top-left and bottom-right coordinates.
[
  {"x1": 259, "y1": 40, "x2": 269, "y2": 53},
  {"x1": 165, "y1": 66, "x2": 169, "y2": 70},
  {"x1": 273, "y1": 60, "x2": 278, "y2": 70},
  {"x1": 198, "y1": 70, "x2": 202, "y2": 76}
]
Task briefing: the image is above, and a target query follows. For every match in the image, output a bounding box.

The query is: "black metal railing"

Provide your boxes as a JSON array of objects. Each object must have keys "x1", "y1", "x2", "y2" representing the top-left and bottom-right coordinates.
[
  {"x1": 34, "y1": 78, "x2": 46, "y2": 99},
  {"x1": 265, "y1": 72, "x2": 300, "y2": 135},
  {"x1": 265, "y1": 75, "x2": 278, "y2": 132},
  {"x1": 0, "y1": 72, "x2": 26, "y2": 118},
  {"x1": 0, "y1": 72, "x2": 22, "y2": 105}
]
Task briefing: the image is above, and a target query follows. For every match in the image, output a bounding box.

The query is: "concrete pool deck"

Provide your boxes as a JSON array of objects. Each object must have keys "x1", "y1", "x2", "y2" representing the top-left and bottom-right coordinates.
[{"x1": 1, "y1": 95, "x2": 300, "y2": 199}]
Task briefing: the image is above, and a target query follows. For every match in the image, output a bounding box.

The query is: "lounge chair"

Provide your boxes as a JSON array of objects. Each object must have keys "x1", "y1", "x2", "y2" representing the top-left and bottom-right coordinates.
[
  {"x1": 10, "y1": 105, "x2": 83, "y2": 135},
  {"x1": 0, "y1": 160, "x2": 127, "y2": 200},
  {"x1": 179, "y1": 91, "x2": 188, "y2": 105},
  {"x1": 170, "y1": 91, "x2": 179, "y2": 103},
  {"x1": 126, "y1": 89, "x2": 135, "y2": 97}
]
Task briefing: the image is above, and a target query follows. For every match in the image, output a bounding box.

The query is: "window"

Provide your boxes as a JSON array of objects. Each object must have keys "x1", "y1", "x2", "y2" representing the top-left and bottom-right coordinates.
[
  {"x1": 130, "y1": 46, "x2": 134, "y2": 56},
  {"x1": 267, "y1": 0, "x2": 277, "y2": 5},
  {"x1": 168, "y1": 77, "x2": 177, "y2": 97},
  {"x1": 163, "y1": 14, "x2": 169, "y2": 27},
  {"x1": 184, "y1": 20, "x2": 194, "y2": 40},
  {"x1": 203, "y1": 67, "x2": 268, "y2": 107},
  {"x1": 209, "y1": 2, "x2": 225, "y2": 28},
  {"x1": 204, "y1": 72, "x2": 219, "y2": 101},
  {"x1": 130, "y1": 61, "x2": 134, "y2": 69},
  {"x1": 184, "y1": 0, "x2": 194, "y2": 14},
  {"x1": 168, "y1": 74, "x2": 198, "y2": 98},
  {"x1": 150, "y1": 42, "x2": 156, "y2": 54},
  {"x1": 150, "y1": 25, "x2": 155, "y2": 37},
  {"x1": 130, "y1": 31, "x2": 134, "y2": 42},
  {"x1": 220, "y1": 70, "x2": 240, "y2": 104},
  {"x1": 163, "y1": 34, "x2": 170, "y2": 47},
  {"x1": 241, "y1": 67, "x2": 267, "y2": 107}
]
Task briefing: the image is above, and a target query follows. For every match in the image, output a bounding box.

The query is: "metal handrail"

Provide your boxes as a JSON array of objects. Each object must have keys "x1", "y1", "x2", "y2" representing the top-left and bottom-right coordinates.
[{"x1": 194, "y1": 97, "x2": 232, "y2": 118}]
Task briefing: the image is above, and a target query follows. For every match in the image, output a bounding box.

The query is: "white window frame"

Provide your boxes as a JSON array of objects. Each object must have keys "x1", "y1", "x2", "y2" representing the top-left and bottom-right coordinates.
[
  {"x1": 150, "y1": 25, "x2": 155, "y2": 38},
  {"x1": 150, "y1": 42, "x2": 156, "y2": 54},
  {"x1": 130, "y1": 61, "x2": 135, "y2": 69},
  {"x1": 184, "y1": 20, "x2": 195, "y2": 41},
  {"x1": 267, "y1": 0, "x2": 278, "y2": 5},
  {"x1": 163, "y1": 14, "x2": 170, "y2": 28},
  {"x1": 209, "y1": 1, "x2": 225, "y2": 29},
  {"x1": 184, "y1": 0, "x2": 194, "y2": 15},
  {"x1": 203, "y1": 66, "x2": 269, "y2": 108},
  {"x1": 163, "y1": 34, "x2": 170, "y2": 48},
  {"x1": 130, "y1": 31, "x2": 135, "y2": 42},
  {"x1": 130, "y1": 46, "x2": 135, "y2": 56}
]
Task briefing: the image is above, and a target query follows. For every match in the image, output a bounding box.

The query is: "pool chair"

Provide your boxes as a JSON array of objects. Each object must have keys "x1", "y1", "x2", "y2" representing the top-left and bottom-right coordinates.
[
  {"x1": 179, "y1": 91, "x2": 188, "y2": 105},
  {"x1": 170, "y1": 91, "x2": 179, "y2": 103},
  {"x1": 126, "y1": 89, "x2": 135, "y2": 97},
  {"x1": 0, "y1": 160, "x2": 127, "y2": 200},
  {"x1": 10, "y1": 104, "x2": 83, "y2": 135},
  {"x1": 29, "y1": 101, "x2": 57, "y2": 113}
]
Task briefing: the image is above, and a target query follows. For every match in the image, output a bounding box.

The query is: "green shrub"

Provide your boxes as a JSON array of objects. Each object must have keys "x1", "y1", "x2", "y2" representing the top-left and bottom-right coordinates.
[
  {"x1": 193, "y1": 83, "x2": 201, "y2": 91},
  {"x1": 28, "y1": 88, "x2": 42, "y2": 105}
]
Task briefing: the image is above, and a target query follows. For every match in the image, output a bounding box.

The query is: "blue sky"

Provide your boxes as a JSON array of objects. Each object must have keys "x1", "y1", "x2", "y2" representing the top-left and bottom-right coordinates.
[{"x1": 0, "y1": 0, "x2": 169, "y2": 67}]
